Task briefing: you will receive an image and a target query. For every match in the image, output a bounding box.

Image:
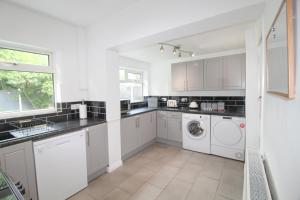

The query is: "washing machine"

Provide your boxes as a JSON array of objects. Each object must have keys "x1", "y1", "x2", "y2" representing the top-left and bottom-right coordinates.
[
  {"x1": 211, "y1": 115, "x2": 246, "y2": 161},
  {"x1": 182, "y1": 113, "x2": 211, "y2": 154}
]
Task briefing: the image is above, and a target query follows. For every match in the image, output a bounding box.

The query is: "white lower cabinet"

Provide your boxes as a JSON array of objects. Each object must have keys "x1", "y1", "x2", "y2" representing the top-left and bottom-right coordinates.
[
  {"x1": 0, "y1": 141, "x2": 38, "y2": 200},
  {"x1": 157, "y1": 111, "x2": 182, "y2": 143},
  {"x1": 121, "y1": 111, "x2": 157, "y2": 158},
  {"x1": 85, "y1": 123, "x2": 108, "y2": 182}
]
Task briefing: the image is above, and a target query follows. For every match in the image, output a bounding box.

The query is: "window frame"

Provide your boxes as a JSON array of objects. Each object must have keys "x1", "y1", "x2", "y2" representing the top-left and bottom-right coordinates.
[
  {"x1": 0, "y1": 42, "x2": 57, "y2": 119},
  {"x1": 119, "y1": 68, "x2": 144, "y2": 103}
]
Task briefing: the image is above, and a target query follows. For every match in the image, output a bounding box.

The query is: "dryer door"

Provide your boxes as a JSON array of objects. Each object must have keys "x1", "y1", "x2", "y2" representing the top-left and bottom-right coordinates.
[
  {"x1": 186, "y1": 120, "x2": 206, "y2": 139},
  {"x1": 212, "y1": 120, "x2": 244, "y2": 148}
]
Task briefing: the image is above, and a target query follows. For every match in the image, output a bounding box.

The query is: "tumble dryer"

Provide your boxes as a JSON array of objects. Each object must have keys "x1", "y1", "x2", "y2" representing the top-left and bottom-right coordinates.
[{"x1": 211, "y1": 115, "x2": 246, "y2": 161}]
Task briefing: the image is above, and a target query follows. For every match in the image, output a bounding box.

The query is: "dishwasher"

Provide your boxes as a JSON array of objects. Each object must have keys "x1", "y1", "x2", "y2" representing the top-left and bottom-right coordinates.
[{"x1": 33, "y1": 130, "x2": 88, "y2": 200}]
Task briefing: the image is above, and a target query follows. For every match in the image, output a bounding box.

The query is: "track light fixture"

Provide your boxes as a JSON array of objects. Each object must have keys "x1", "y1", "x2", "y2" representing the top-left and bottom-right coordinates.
[{"x1": 159, "y1": 43, "x2": 195, "y2": 58}]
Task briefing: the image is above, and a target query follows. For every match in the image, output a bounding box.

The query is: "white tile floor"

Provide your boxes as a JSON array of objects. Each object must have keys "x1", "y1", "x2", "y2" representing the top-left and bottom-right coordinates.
[{"x1": 69, "y1": 143, "x2": 244, "y2": 200}]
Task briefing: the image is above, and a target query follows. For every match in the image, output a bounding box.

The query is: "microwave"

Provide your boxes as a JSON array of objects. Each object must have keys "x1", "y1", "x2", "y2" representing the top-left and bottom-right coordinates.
[{"x1": 120, "y1": 99, "x2": 131, "y2": 114}]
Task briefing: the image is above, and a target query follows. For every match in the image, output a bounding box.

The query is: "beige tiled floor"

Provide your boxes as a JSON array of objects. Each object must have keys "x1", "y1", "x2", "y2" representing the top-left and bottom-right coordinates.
[{"x1": 69, "y1": 143, "x2": 244, "y2": 200}]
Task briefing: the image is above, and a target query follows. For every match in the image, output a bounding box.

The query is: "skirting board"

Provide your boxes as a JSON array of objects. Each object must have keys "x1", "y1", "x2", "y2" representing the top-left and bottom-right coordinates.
[
  {"x1": 107, "y1": 160, "x2": 123, "y2": 173},
  {"x1": 88, "y1": 166, "x2": 107, "y2": 182},
  {"x1": 156, "y1": 137, "x2": 182, "y2": 147},
  {"x1": 122, "y1": 139, "x2": 156, "y2": 161}
]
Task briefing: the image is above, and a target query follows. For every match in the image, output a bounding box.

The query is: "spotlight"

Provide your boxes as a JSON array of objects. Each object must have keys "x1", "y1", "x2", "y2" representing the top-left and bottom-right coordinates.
[
  {"x1": 173, "y1": 47, "x2": 177, "y2": 55},
  {"x1": 178, "y1": 52, "x2": 182, "y2": 57},
  {"x1": 160, "y1": 45, "x2": 164, "y2": 53}
]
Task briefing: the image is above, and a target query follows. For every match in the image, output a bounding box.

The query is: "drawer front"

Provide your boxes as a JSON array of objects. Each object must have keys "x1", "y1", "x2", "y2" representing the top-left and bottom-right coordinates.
[
  {"x1": 157, "y1": 111, "x2": 168, "y2": 118},
  {"x1": 167, "y1": 112, "x2": 182, "y2": 119}
]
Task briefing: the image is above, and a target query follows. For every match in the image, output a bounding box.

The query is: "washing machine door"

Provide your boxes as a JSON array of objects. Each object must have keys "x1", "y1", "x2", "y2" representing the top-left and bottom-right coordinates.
[{"x1": 186, "y1": 120, "x2": 206, "y2": 139}]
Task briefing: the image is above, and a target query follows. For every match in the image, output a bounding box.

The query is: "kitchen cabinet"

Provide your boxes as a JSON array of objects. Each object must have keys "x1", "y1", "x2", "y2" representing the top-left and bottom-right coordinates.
[
  {"x1": 121, "y1": 111, "x2": 156, "y2": 158},
  {"x1": 140, "y1": 112, "x2": 157, "y2": 145},
  {"x1": 171, "y1": 53, "x2": 246, "y2": 91},
  {"x1": 222, "y1": 54, "x2": 245, "y2": 89},
  {"x1": 167, "y1": 112, "x2": 182, "y2": 143},
  {"x1": 121, "y1": 116, "x2": 139, "y2": 157},
  {"x1": 157, "y1": 116, "x2": 168, "y2": 139},
  {"x1": 171, "y1": 61, "x2": 204, "y2": 91},
  {"x1": 203, "y1": 57, "x2": 222, "y2": 90},
  {"x1": 186, "y1": 60, "x2": 204, "y2": 91},
  {"x1": 0, "y1": 141, "x2": 38, "y2": 200},
  {"x1": 157, "y1": 111, "x2": 182, "y2": 143},
  {"x1": 171, "y1": 62, "x2": 186, "y2": 91},
  {"x1": 86, "y1": 123, "x2": 108, "y2": 181}
]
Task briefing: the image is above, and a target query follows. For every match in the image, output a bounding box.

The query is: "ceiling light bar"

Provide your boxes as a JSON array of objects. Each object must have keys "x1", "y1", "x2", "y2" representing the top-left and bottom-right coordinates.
[{"x1": 158, "y1": 42, "x2": 195, "y2": 58}]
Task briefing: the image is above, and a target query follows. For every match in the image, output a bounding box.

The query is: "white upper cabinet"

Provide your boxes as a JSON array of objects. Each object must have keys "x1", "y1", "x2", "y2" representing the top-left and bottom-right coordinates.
[
  {"x1": 222, "y1": 54, "x2": 245, "y2": 89},
  {"x1": 204, "y1": 57, "x2": 222, "y2": 90},
  {"x1": 171, "y1": 62, "x2": 186, "y2": 91},
  {"x1": 171, "y1": 53, "x2": 245, "y2": 91},
  {"x1": 186, "y1": 60, "x2": 204, "y2": 91}
]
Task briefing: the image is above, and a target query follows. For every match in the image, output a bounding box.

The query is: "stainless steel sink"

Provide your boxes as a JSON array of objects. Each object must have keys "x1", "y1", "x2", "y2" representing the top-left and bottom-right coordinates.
[{"x1": 0, "y1": 132, "x2": 15, "y2": 141}]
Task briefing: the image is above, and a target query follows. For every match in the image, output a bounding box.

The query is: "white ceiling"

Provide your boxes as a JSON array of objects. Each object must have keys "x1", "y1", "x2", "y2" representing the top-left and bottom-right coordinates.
[
  {"x1": 120, "y1": 23, "x2": 250, "y2": 63},
  {"x1": 4, "y1": 0, "x2": 141, "y2": 26}
]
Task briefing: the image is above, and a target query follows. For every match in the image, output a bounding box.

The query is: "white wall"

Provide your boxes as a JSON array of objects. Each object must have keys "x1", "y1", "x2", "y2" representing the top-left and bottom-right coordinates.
[
  {"x1": 261, "y1": 0, "x2": 300, "y2": 199},
  {"x1": 245, "y1": 24, "x2": 261, "y2": 150},
  {"x1": 149, "y1": 49, "x2": 246, "y2": 96},
  {"x1": 0, "y1": 1, "x2": 88, "y2": 102}
]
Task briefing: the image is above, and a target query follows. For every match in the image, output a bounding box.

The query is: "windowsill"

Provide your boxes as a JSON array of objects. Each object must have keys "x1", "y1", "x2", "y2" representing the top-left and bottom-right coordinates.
[{"x1": 0, "y1": 108, "x2": 57, "y2": 120}]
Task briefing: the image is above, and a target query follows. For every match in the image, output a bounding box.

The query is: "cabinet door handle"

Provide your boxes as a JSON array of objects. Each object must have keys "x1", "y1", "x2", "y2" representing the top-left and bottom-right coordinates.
[{"x1": 86, "y1": 128, "x2": 90, "y2": 146}]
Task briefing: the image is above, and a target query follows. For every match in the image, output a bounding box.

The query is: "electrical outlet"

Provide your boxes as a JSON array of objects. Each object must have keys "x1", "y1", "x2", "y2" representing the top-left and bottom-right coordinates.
[{"x1": 71, "y1": 104, "x2": 81, "y2": 110}]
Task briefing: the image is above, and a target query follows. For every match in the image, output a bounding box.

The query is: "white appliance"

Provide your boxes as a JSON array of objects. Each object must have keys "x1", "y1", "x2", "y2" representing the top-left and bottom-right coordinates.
[
  {"x1": 33, "y1": 130, "x2": 88, "y2": 200},
  {"x1": 148, "y1": 97, "x2": 158, "y2": 108},
  {"x1": 211, "y1": 115, "x2": 246, "y2": 161},
  {"x1": 188, "y1": 101, "x2": 199, "y2": 109},
  {"x1": 79, "y1": 104, "x2": 87, "y2": 119},
  {"x1": 167, "y1": 100, "x2": 177, "y2": 107},
  {"x1": 182, "y1": 113, "x2": 211, "y2": 154}
]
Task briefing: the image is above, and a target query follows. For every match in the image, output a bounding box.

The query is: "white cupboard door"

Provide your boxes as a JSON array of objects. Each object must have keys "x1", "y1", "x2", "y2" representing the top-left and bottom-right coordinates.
[
  {"x1": 121, "y1": 117, "x2": 138, "y2": 156},
  {"x1": 157, "y1": 117, "x2": 168, "y2": 139},
  {"x1": 171, "y1": 62, "x2": 186, "y2": 91},
  {"x1": 204, "y1": 57, "x2": 222, "y2": 90},
  {"x1": 222, "y1": 54, "x2": 244, "y2": 89},
  {"x1": 151, "y1": 112, "x2": 157, "y2": 140},
  {"x1": 139, "y1": 113, "x2": 151, "y2": 145},
  {"x1": 167, "y1": 118, "x2": 182, "y2": 142},
  {"x1": 186, "y1": 60, "x2": 204, "y2": 91},
  {"x1": 86, "y1": 123, "x2": 108, "y2": 181}
]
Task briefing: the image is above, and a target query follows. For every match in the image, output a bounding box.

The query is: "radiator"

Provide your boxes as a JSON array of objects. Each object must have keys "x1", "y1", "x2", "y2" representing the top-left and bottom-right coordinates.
[{"x1": 243, "y1": 150, "x2": 272, "y2": 200}]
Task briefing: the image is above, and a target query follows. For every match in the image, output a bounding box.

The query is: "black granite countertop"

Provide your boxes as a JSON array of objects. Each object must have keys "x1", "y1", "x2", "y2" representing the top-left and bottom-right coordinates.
[
  {"x1": 0, "y1": 118, "x2": 106, "y2": 148},
  {"x1": 121, "y1": 107, "x2": 245, "y2": 118}
]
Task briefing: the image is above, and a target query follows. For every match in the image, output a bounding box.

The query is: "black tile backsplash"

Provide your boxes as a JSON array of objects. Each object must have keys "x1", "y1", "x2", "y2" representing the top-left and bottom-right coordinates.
[
  {"x1": 0, "y1": 101, "x2": 106, "y2": 125},
  {"x1": 149, "y1": 96, "x2": 245, "y2": 112}
]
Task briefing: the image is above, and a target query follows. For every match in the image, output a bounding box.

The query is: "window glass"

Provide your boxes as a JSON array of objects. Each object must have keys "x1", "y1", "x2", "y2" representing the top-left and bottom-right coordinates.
[
  {"x1": 119, "y1": 69, "x2": 143, "y2": 102},
  {"x1": 0, "y1": 48, "x2": 49, "y2": 66},
  {"x1": 128, "y1": 72, "x2": 141, "y2": 81},
  {"x1": 0, "y1": 70, "x2": 54, "y2": 113},
  {"x1": 119, "y1": 69, "x2": 126, "y2": 81}
]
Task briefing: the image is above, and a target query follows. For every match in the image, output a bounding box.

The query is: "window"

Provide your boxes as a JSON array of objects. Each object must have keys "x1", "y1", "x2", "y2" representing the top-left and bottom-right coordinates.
[
  {"x1": 0, "y1": 45, "x2": 55, "y2": 117},
  {"x1": 119, "y1": 69, "x2": 143, "y2": 103}
]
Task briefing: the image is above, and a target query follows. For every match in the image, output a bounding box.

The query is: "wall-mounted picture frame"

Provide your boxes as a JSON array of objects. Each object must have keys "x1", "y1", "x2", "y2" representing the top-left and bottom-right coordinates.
[{"x1": 266, "y1": 0, "x2": 295, "y2": 99}]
